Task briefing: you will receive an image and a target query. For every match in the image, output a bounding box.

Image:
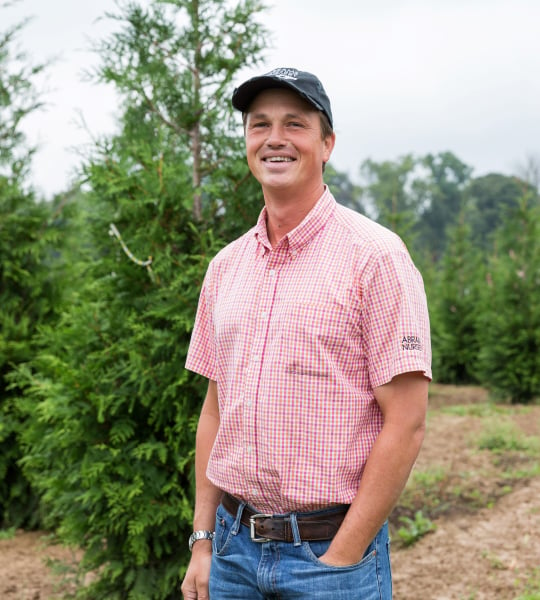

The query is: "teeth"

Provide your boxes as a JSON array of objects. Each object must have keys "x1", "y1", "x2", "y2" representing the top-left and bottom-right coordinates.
[{"x1": 266, "y1": 157, "x2": 293, "y2": 162}]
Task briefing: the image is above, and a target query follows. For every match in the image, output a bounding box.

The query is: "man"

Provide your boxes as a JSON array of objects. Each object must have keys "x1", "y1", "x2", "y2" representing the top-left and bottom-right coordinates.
[{"x1": 181, "y1": 67, "x2": 431, "y2": 599}]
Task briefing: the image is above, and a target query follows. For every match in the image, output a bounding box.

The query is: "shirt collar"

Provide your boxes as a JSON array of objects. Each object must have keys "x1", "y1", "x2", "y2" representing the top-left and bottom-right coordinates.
[{"x1": 254, "y1": 186, "x2": 336, "y2": 253}]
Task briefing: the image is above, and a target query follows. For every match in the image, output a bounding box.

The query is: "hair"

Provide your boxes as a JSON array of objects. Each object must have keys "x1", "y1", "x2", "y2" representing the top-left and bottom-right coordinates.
[{"x1": 241, "y1": 111, "x2": 334, "y2": 173}]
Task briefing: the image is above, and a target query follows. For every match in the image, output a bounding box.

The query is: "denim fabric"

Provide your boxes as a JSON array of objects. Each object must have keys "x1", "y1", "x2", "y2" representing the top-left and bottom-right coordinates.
[{"x1": 209, "y1": 501, "x2": 392, "y2": 599}]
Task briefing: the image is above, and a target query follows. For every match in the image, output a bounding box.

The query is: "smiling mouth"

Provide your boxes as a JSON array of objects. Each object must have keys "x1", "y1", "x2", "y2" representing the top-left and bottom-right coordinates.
[{"x1": 263, "y1": 156, "x2": 295, "y2": 163}]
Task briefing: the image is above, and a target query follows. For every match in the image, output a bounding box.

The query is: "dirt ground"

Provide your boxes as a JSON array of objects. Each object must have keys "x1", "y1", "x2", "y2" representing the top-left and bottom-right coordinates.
[{"x1": 1, "y1": 385, "x2": 539, "y2": 600}]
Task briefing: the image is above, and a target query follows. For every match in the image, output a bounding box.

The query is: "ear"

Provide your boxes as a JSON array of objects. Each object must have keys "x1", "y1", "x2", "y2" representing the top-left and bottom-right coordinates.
[{"x1": 322, "y1": 132, "x2": 336, "y2": 163}]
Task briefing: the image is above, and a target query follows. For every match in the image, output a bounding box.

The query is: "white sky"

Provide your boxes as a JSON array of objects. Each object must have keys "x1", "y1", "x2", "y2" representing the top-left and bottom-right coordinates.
[{"x1": 3, "y1": 0, "x2": 540, "y2": 198}]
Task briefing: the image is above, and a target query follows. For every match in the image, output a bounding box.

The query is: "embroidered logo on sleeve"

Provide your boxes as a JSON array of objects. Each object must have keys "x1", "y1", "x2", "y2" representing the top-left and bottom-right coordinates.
[{"x1": 402, "y1": 336, "x2": 422, "y2": 351}]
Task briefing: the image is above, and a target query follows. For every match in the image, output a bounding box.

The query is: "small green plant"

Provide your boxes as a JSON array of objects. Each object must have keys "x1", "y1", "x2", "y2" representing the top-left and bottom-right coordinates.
[
  {"x1": 515, "y1": 568, "x2": 540, "y2": 599},
  {"x1": 441, "y1": 403, "x2": 508, "y2": 418},
  {"x1": 478, "y1": 421, "x2": 538, "y2": 454},
  {"x1": 0, "y1": 527, "x2": 15, "y2": 540},
  {"x1": 396, "y1": 510, "x2": 436, "y2": 546}
]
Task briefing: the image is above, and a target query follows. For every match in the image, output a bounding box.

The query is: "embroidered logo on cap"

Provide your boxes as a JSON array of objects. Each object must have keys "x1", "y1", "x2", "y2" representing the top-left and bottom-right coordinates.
[{"x1": 267, "y1": 68, "x2": 299, "y2": 80}]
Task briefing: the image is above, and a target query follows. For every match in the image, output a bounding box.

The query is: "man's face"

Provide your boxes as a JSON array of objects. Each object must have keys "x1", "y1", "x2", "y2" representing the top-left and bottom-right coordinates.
[{"x1": 244, "y1": 88, "x2": 335, "y2": 195}]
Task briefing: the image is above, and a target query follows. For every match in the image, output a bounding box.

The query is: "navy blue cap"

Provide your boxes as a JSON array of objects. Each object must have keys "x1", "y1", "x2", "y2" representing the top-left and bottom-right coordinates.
[{"x1": 232, "y1": 67, "x2": 333, "y2": 129}]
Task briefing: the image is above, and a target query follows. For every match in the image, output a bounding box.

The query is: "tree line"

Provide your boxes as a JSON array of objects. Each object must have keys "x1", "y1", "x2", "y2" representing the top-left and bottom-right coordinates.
[{"x1": 1, "y1": 1, "x2": 539, "y2": 598}]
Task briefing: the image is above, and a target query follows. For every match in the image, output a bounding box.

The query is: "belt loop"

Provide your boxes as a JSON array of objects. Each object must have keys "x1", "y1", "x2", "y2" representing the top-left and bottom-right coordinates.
[
  {"x1": 231, "y1": 499, "x2": 246, "y2": 536},
  {"x1": 289, "y1": 512, "x2": 302, "y2": 547}
]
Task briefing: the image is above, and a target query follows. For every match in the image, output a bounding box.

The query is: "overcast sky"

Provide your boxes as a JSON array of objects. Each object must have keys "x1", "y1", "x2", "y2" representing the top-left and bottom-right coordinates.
[{"x1": 4, "y1": 0, "x2": 540, "y2": 198}]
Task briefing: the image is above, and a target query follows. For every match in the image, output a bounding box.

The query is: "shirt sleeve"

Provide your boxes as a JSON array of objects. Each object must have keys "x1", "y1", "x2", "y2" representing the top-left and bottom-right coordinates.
[
  {"x1": 185, "y1": 263, "x2": 217, "y2": 381},
  {"x1": 362, "y1": 248, "x2": 432, "y2": 388}
]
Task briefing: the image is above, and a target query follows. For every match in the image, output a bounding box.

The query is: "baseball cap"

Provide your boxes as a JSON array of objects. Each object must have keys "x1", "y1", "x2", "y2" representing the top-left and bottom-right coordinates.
[{"x1": 232, "y1": 67, "x2": 333, "y2": 129}]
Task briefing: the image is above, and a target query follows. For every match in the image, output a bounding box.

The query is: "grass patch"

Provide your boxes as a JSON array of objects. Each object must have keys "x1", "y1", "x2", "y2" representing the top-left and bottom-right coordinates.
[
  {"x1": 440, "y1": 403, "x2": 526, "y2": 418},
  {"x1": 0, "y1": 527, "x2": 16, "y2": 540},
  {"x1": 515, "y1": 567, "x2": 540, "y2": 599},
  {"x1": 477, "y1": 421, "x2": 539, "y2": 454}
]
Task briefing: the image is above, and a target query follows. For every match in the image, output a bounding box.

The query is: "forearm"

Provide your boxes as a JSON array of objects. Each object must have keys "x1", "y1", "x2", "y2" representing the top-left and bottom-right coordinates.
[
  {"x1": 182, "y1": 380, "x2": 221, "y2": 599},
  {"x1": 189, "y1": 380, "x2": 221, "y2": 557},
  {"x1": 193, "y1": 411, "x2": 222, "y2": 532},
  {"x1": 322, "y1": 372, "x2": 428, "y2": 566},
  {"x1": 324, "y1": 420, "x2": 425, "y2": 564}
]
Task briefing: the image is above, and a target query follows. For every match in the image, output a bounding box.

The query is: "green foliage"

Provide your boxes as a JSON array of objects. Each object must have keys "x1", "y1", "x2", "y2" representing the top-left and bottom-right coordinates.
[
  {"x1": 476, "y1": 194, "x2": 540, "y2": 402},
  {"x1": 396, "y1": 510, "x2": 436, "y2": 546},
  {"x1": 17, "y1": 223, "x2": 219, "y2": 597},
  {"x1": 0, "y1": 14, "x2": 63, "y2": 529},
  {"x1": 359, "y1": 154, "x2": 419, "y2": 246},
  {"x1": 324, "y1": 163, "x2": 365, "y2": 214},
  {"x1": 0, "y1": 526, "x2": 16, "y2": 540},
  {"x1": 429, "y1": 215, "x2": 484, "y2": 384},
  {"x1": 413, "y1": 151, "x2": 472, "y2": 260},
  {"x1": 0, "y1": 16, "x2": 45, "y2": 180},
  {"x1": 14, "y1": 1, "x2": 269, "y2": 598},
  {"x1": 516, "y1": 568, "x2": 540, "y2": 600},
  {"x1": 477, "y1": 421, "x2": 539, "y2": 454},
  {"x1": 466, "y1": 173, "x2": 535, "y2": 251},
  {"x1": 90, "y1": 0, "x2": 267, "y2": 228}
]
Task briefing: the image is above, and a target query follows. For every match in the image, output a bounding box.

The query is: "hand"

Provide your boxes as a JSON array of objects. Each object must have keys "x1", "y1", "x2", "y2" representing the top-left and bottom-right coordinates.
[
  {"x1": 181, "y1": 542, "x2": 212, "y2": 599},
  {"x1": 317, "y1": 545, "x2": 366, "y2": 568}
]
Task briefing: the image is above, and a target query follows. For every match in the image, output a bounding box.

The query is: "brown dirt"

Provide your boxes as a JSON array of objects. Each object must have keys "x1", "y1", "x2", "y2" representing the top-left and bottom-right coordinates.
[
  {"x1": 393, "y1": 384, "x2": 540, "y2": 600},
  {"x1": 1, "y1": 385, "x2": 539, "y2": 600},
  {"x1": 0, "y1": 531, "x2": 81, "y2": 599}
]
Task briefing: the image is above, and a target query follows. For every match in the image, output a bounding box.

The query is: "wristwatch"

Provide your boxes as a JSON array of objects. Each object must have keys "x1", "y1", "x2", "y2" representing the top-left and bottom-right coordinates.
[{"x1": 189, "y1": 530, "x2": 215, "y2": 551}]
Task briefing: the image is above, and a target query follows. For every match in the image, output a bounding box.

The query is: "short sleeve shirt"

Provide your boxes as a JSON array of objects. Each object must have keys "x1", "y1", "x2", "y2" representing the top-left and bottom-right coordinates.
[{"x1": 186, "y1": 188, "x2": 432, "y2": 513}]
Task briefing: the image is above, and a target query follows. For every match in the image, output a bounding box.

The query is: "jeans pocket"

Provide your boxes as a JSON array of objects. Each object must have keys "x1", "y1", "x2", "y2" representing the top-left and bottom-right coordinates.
[
  {"x1": 302, "y1": 539, "x2": 377, "y2": 571},
  {"x1": 213, "y1": 504, "x2": 236, "y2": 556}
]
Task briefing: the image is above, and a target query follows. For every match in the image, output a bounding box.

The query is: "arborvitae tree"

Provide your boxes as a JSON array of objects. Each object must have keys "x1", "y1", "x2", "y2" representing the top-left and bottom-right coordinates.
[
  {"x1": 16, "y1": 1, "x2": 267, "y2": 598},
  {"x1": 0, "y1": 14, "x2": 63, "y2": 529},
  {"x1": 429, "y1": 214, "x2": 484, "y2": 384},
  {"x1": 476, "y1": 193, "x2": 540, "y2": 402}
]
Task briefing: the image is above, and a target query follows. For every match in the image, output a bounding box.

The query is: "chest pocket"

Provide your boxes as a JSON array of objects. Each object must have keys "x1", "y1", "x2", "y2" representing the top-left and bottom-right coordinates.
[{"x1": 280, "y1": 301, "x2": 358, "y2": 378}]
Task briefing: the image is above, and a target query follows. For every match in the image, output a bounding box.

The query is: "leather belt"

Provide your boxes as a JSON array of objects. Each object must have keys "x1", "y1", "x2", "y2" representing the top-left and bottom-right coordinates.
[{"x1": 221, "y1": 493, "x2": 348, "y2": 543}]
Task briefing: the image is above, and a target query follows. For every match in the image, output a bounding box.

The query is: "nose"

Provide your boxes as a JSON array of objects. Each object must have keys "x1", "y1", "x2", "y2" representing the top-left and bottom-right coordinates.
[{"x1": 265, "y1": 124, "x2": 286, "y2": 147}]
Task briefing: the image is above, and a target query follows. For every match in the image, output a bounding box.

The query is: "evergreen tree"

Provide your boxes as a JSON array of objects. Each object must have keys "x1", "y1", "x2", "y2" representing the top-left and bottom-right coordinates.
[
  {"x1": 476, "y1": 193, "x2": 540, "y2": 402},
  {"x1": 17, "y1": 1, "x2": 268, "y2": 597},
  {"x1": 465, "y1": 173, "x2": 534, "y2": 251},
  {"x1": 0, "y1": 13, "x2": 63, "y2": 528},
  {"x1": 429, "y1": 214, "x2": 483, "y2": 384}
]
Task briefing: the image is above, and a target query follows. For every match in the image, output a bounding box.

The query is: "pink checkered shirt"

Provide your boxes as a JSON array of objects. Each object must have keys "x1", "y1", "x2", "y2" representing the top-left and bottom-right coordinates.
[{"x1": 186, "y1": 188, "x2": 431, "y2": 513}]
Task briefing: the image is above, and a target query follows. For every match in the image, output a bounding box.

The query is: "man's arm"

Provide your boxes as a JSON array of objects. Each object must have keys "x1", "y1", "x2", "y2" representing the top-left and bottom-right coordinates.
[
  {"x1": 181, "y1": 380, "x2": 222, "y2": 600},
  {"x1": 319, "y1": 371, "x2": 428, "y2": 566}
]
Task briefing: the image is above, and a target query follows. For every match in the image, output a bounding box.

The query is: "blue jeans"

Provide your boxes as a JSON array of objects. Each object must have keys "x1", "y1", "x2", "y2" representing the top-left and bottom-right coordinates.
[{"x1": 209, "y1": 500, "x2": 392, "y2": 599}]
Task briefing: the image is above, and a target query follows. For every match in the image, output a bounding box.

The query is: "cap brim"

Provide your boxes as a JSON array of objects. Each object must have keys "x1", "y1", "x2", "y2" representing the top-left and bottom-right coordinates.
[{"x1": 232, "y1": 77, "x2": 302, "y2": 112}]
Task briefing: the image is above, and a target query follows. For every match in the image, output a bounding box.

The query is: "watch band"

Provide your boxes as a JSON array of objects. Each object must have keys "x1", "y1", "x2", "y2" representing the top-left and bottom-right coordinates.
[{"x1": 189, "y1": 529, "x2": 215, "y2": 551}]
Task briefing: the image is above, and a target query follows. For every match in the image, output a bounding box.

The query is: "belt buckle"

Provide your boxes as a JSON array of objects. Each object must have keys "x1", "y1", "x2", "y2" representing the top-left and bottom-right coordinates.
[{"x1": 249, "y1": 513, "x2": 272, "y2": 543}]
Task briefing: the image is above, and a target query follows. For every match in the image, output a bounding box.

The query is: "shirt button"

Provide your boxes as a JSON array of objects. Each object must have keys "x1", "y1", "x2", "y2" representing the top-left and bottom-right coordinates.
[{"x1": 269, "y1": 269, "x2": 276, "y2": 277}]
